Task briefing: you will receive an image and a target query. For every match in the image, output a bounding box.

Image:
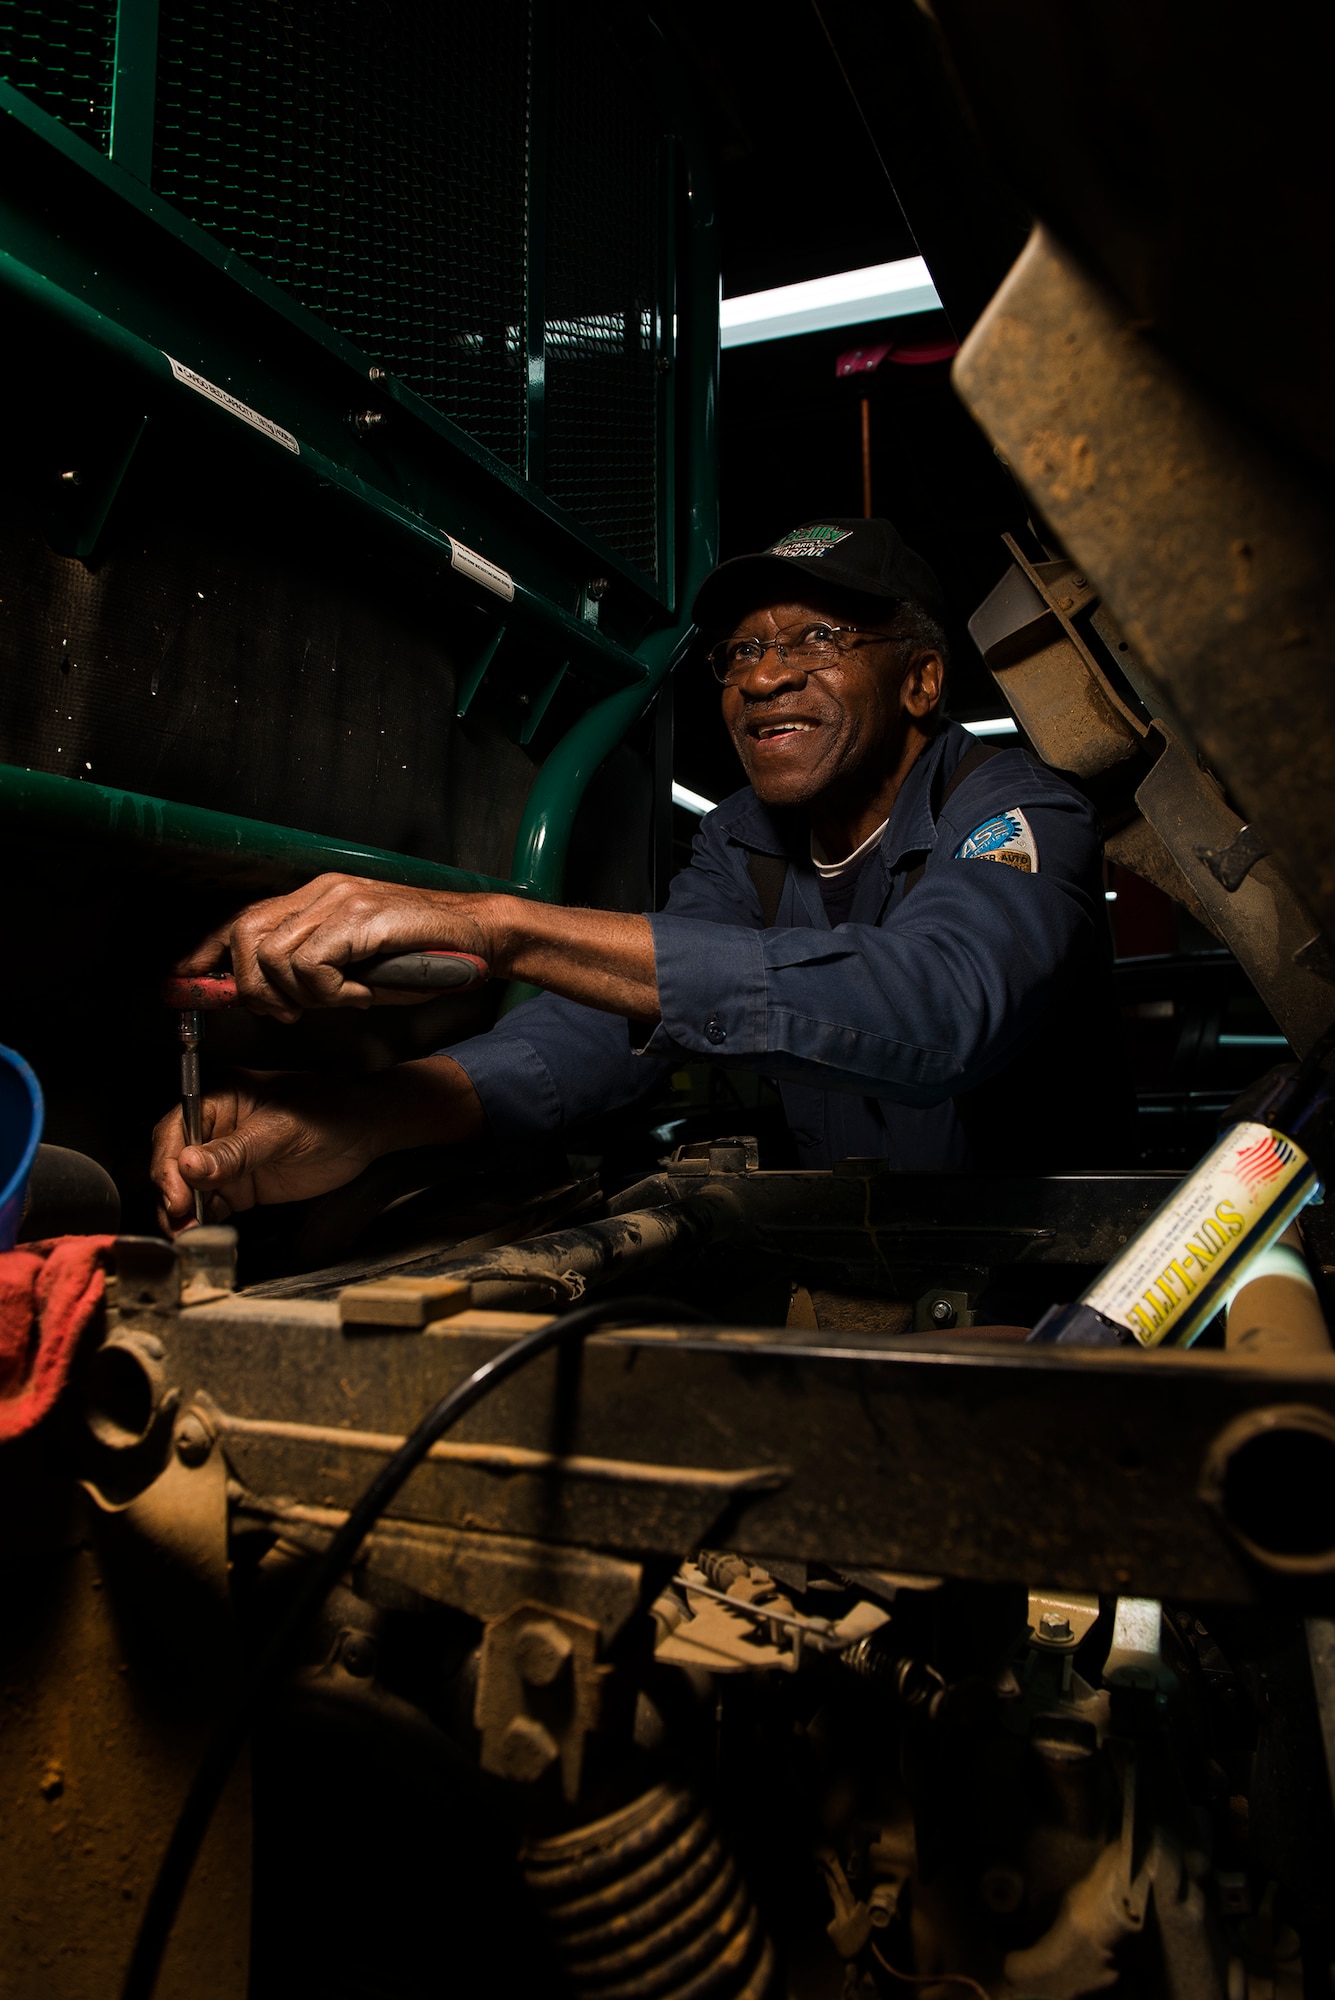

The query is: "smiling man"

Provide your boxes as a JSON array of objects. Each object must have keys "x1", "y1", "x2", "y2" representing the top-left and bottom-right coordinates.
[{"x1": 152, "y1": 518, "x2": 1127, "y2": 1231}]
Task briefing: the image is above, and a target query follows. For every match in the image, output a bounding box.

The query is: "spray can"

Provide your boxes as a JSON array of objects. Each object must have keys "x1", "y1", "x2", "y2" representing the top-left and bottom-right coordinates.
[{"x1": 1030, "y1": 1059, "x2": 1335, "y2": 1348}]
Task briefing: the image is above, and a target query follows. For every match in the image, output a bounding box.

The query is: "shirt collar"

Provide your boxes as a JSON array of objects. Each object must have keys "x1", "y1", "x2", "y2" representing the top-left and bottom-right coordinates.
[{"x1": 724, "y1": 720, "x2": 966, "y2": 869}]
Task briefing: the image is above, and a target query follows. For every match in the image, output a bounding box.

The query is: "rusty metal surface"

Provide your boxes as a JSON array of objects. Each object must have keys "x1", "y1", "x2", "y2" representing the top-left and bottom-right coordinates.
[
  {"x1": 252, "y1": 1182, "x2": 741, "y2": 1309},
  {"x1": 954, "y1": 224, "x2": 1335, "y2": 955},
  {"x1": 1133, "y1": 725, "x2": 1335, "y2": 1055},
  {"x1": 968, "y1": 534, "x2": 1145, "y2": 778},
  {"x1": 231, "y1": 1489, "x2": 644, "y2": 1642},
  {"x1": 0, "y1": 1498, "x2": 249, "y2": 1999},
  {"x1": 159, "y1": 1288, "x2": 1335, "y2": 1605}
]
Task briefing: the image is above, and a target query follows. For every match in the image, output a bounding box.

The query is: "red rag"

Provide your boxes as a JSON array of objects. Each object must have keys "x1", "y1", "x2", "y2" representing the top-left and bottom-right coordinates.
[{"x1": 0, "y1": 1235, "x2": 117, "y2": 1444}]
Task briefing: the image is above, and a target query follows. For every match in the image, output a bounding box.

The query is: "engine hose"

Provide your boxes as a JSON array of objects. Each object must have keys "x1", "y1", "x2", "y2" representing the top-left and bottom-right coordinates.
[
  {"x1": 521, "y1": 1781, "x2": 776, "y2": 2000},
  {"x1": 120, "y1": 1293, "x2": 696, "y2": 2000}
]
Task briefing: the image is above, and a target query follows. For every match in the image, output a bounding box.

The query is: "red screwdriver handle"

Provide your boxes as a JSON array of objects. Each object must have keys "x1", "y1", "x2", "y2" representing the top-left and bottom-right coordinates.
[{"x1": 162, "y1": 950, "x2": 490, "y2": 1010}]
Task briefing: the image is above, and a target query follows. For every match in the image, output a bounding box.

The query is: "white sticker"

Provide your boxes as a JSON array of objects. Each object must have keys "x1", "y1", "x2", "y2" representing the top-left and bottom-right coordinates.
[
  {"x1": 955, "y1": 807, "x2": 1039, "y2": 873},
  {"x1": 1085, "y1": 1120, "x2": 1317, "y2": 1347},
  {"x1": 165, "y1": 355, "x2": 299, "y2": 453},
  {"x1": 449, "y1": 537, "x2": 515, "y2": 602}
]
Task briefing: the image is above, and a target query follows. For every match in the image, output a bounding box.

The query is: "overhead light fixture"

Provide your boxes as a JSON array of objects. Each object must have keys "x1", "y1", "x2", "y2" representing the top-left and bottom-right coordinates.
[
  {"x1": 966, "y1": 717, "x2": 1018, "y2": 738},
  {"x1": 672, "y1": 781, "x2": 717, "y2": 817},
  {"x1": 721, "y1": 258, "x2": 943, "y2": 349}
]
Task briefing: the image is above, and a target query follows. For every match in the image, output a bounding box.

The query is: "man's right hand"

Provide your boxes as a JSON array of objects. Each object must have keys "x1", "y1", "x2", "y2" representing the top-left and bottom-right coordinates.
[{"x1": 150, "y1": 1055, "x2": 485, "y2": 1235}]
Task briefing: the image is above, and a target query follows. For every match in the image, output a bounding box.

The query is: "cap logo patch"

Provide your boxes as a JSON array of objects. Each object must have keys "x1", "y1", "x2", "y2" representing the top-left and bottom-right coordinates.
[
  {"x1": 767, "y1": 524, "x2": 853, "y2": 561},
  {"x1": 955, "y1": 809, "x2": 1039, "y2": 874}
]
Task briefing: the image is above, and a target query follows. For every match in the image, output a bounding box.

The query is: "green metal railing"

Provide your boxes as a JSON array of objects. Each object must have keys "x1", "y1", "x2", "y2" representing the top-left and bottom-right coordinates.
[{"x1": 0, "y1": 3, "x2": 720, "y2": 911}]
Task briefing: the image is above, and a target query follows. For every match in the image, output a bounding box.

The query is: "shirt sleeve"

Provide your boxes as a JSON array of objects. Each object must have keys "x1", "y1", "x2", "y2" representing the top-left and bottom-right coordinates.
[
  {"x1": 442, "y1": 988, "x2": 675, "y2": 1145},
  {"x1": 641, "y1": 783, "x2": 1103, "y2": 1106},
  {"x1": 441, "y1": 802, "x2": 764, "y2": 1145}
]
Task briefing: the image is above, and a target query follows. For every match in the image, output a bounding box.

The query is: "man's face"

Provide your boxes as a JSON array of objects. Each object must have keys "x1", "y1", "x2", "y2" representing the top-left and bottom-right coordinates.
[{"x1": 720, "y1": 597, "x2": 927, "y2": 808}]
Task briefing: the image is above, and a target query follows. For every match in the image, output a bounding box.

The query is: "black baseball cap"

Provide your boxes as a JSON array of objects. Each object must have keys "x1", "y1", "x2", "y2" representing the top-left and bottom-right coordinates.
[{"x1": 691, "y1": 517, "x2": 944, "y2": 639}]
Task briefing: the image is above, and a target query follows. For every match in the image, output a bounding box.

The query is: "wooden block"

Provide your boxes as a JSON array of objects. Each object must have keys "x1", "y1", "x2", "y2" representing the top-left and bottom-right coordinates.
[{"x1": 338, "y1": 1277, "x2": 473, "y2": 1327}]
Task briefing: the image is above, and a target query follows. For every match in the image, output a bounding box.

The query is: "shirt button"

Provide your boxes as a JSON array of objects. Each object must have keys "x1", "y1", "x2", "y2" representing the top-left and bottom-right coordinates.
[{"x1": 705, "y1": 1015, "x2": 727, "y2": 1044}]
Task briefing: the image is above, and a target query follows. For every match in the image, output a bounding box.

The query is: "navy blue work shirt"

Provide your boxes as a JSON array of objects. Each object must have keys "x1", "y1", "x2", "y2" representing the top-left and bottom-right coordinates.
[{"x1": 445, "y1": 721, "x2": 1128, "y2": 1172}]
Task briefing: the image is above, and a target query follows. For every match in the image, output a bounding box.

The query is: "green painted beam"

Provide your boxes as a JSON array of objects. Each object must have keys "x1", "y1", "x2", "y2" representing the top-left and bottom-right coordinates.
[
  {"x1": 0, "y1": 247, "x2": 653, "y2": 699},
  {"x1": 108, "y1": 0, "x2": 159, "y2": 181},
  {"x1": 0, "y1": 765, "x2": 523, "y2": 897}
]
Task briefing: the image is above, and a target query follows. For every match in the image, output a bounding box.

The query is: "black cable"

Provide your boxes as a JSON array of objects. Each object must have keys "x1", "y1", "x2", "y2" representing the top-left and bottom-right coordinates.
[{"x1": 121, "y1": 1292, "x2": 696, "y2": 2000}]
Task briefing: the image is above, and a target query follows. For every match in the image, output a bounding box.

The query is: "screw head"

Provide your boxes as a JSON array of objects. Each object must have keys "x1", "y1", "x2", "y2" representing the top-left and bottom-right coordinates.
[
  {"x1": 980, "y1": 1864, "x2": 1025, "y2": 1915},
  {"x1": 516, "y1": 1619, "x2": 573, "y2": 1686},
  {"x1": 174, "y1": 1413, "x2": 212, "y2": 1466},
  {"x1": 340, "y1": 1631, "x2": 377, "y2": 1678},
  {"x1": 1039, "y1": 1610, "x2": 1072, "y2": 1640},
  {"x1": 497, "y1": 1714, "x2": 559, "y2": 1781},
  {"x1": 930, "y1": 1298, "x2": 957, "y2": 1327}
]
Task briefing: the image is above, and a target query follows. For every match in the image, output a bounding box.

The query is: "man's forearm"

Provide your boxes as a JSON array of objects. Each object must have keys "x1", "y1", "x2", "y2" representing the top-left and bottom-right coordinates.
[
  {"x1": 368, "y1": 1053, "x2": 488, "y2": 1152},
  {"x1": 483, "y1": 898, "x2": 659, "y2": 1019}
]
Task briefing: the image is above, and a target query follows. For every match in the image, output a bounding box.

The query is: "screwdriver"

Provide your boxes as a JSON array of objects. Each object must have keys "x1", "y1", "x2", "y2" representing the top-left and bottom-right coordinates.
[{"x1": 162, "y1": 951, "x2": 491, "y2": 1225}]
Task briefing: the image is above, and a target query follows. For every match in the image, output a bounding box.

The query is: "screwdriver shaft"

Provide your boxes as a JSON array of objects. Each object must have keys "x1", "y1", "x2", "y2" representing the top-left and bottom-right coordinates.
[{"x1": 178, "y1": 1009, "x2": 204, "y2": 1225}]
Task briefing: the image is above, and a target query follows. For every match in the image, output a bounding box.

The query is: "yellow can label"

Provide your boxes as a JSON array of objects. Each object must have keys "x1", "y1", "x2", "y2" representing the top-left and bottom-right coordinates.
[{"x1": 1085, "y1": 1121, "x2": 1317, "y2": 1347}]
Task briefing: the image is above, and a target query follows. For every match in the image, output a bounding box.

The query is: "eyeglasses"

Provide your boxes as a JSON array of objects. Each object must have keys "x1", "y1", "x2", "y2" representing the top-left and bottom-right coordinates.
[{"x1": 707, "y1": 619, "x2": 906, "y2": 687}]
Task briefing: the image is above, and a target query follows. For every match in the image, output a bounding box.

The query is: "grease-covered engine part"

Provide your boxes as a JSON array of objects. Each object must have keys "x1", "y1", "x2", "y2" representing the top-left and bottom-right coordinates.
[{"x1": 641, "y1": 1555, "x2": 1330, "y2": 1999}]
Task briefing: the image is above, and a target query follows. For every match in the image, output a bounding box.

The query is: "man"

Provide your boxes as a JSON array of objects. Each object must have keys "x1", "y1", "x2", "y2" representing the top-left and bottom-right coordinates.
[{"x1": 152, "y1": 518, "x2": 1125, "y2": 1232}]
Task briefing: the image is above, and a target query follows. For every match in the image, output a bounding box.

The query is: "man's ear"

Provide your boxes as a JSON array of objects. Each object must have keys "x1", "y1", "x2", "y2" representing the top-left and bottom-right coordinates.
[{"x1": 902, "y1": 649, "x2": 944, "y2": 718}]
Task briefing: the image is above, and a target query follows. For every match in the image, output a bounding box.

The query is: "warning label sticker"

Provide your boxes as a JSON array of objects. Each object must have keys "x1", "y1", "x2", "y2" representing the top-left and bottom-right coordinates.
[
  {"x1": 166, "y1": 355, "x2": 299, "y2": 454},
  {"x1": 449, "y1": 537, "x2": 515, "y2": 602}
]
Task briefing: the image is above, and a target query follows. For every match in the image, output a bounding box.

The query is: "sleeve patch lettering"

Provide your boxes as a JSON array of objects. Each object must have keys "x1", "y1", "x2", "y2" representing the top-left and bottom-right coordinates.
[{"x1": 954, "y1": 808, "x2": 1039, "y2": 874}]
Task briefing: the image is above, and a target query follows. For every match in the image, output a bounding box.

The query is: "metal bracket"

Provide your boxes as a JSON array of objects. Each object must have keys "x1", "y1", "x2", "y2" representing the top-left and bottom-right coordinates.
[
  {"x1": 474, "y1": 1601, "x2": 608, "y2": 1801},
  {"x1": 1196, "y1": 822, "x2": 1271, "y2": 892}
]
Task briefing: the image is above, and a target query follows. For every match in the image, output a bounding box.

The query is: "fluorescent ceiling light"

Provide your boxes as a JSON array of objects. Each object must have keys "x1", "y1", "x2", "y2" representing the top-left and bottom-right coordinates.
[
  {"x1": 721, "y1": 257, "x2": 942, "y2": 349},
  {"x1": 672, "y1": 781, "x2": 717, "y2": 817},
  {"x1": 965, "y1": 716, "x2": 1019, "y2": 737}
]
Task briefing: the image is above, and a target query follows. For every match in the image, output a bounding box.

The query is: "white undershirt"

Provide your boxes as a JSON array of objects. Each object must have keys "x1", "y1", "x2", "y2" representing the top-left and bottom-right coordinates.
[{"x1": 810, "y1": 816, "x2": 890, "y2": 879}]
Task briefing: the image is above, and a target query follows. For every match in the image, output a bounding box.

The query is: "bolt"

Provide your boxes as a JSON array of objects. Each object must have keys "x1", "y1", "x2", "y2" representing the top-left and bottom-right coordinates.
[
  {"x1": 980, "y1": 1864, "x2": 1024, "y2": 1915},
  {"x1": 655, "y1": 354, "x2": 671, "y2": 374},
  {"x1": 1039, "y1": 1611, "x2": 1072, "y2": 1640},
  {"x1": 516, "y1": 1619, "x2": 573, "y2": 1686},
  {"x1": 59, "y1": 469, "x2": 82, "y2": 486},
  {"x1": 368, "y1": 366, "x2": 388, "y2": 383},
  {"x1": 867, "y1": 1882, "x2": 900, "y2": 1928},
  {"x1": 497, "y1": 1713, "x2": 559, "y2": 1782},
  {"x1": 930, "y1": 1298, "x2": 956, "y2": 1327},
  {"x1": 339, "y1": 1631, "x2": 377, "y2": 1678},
  {"x1": 174, "y1": 1412, "x2": 212, "y2": 1466},
  {"x1": 352, "y1": 408, "x2": 385, "y2": 436},
  {"x1": 39, "y1": 1766, "x2": 64, "y2": 1802},
  {"x1": 586, "y1": 576, "x2": 610, "y2": 601},
  {"x1": 1072, "y1": 574, "x2": 1087, "y2": 589}
]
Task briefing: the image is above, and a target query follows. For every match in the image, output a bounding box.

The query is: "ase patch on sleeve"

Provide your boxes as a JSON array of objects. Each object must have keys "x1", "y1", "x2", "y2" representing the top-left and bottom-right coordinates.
[{"x1": 954, "y1": 808, "x2": 1039, "y2": 874}]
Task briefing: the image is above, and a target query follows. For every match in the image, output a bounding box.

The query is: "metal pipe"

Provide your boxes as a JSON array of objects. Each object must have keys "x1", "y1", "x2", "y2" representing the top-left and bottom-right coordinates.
[
  {"x1": 1226, "y1": 1225, "x2": 1332, "y2": 1358},
  {"x1": 0, "y1": 763, "x2": 519, "y2": 897},
  {"x1": 506, "y1": 101, "x2": 720, "y2": 904},
  {"x1": 508, "y1": 629, "x2": 694, "y2": 899},
  {"x1": 443, "y1": 1184, "x2": 742, "y2": 1308}
]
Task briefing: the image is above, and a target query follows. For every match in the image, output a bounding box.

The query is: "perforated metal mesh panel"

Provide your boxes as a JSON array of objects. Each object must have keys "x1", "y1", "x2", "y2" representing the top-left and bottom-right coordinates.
[
  {"x1": 4, "y1": 0, "x2": 672, "y2": 579},
  {"x1": 0, "y1": 0, "x2": 117, "y2": 149},
  {"x1": 153, "y1": 0, "x2": 532, "y2": 476},
  {"x1": 544, "y1": 3, "x2": 662, "y2": 577}
]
